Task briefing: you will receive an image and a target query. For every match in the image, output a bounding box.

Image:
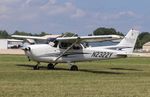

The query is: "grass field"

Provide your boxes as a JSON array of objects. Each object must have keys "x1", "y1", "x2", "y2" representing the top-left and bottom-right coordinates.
[{"x1": 0, "y1": 55, "x2": 150, "y2": 97}]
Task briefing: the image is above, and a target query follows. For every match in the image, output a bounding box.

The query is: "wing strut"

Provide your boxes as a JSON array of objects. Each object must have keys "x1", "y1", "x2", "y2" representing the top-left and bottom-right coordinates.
[{"x1": 54, "y1": 37, "x2": 80, "y2": 64}]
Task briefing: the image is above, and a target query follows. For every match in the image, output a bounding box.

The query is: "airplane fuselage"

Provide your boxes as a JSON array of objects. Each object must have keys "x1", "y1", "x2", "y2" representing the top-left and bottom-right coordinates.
[{"x1": 25, "y1": 44, "x2": 126, "y2": 63}]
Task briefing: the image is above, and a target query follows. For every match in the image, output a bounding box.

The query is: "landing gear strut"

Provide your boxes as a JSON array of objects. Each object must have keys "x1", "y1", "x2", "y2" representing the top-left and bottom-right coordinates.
[
  {"x1": 33, "y1": 62, "x2": 40, "y2": 70},
  {"x1": 47, "y1": 63, "x2": 55, "y2": 70}
]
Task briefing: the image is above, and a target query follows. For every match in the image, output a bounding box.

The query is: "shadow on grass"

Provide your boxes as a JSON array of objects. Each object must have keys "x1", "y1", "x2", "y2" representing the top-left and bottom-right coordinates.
[
  {"x1": 16, "y1": 64, "x2": 125, "y2": 75},
  {"x1": 16, "y1": 64, "x2": 34, "y2": 68},
  {"x1": 16, "y1": 64, "x2": 48, "y2": 70},
  {"x1": 79, "y1": 69, "x2": 124, "y2": 74},
  {"x1": 110, "y1": 68, "x2": 142, "y2": 71}
]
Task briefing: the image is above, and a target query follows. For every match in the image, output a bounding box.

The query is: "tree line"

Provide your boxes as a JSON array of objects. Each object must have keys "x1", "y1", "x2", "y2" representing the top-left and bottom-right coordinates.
[
  {"x1": 0, "y1": 27, "x2": 150, "y2": 49},
  {"x1": 0, "y1": 30, "x2": 50, "y2": 39}
]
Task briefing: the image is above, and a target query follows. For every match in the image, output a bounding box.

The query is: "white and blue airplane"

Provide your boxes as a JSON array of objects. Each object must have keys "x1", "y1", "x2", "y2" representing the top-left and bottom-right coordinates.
[{"x1": 12, "y1": 29, "x2": 140, "y2": 71}]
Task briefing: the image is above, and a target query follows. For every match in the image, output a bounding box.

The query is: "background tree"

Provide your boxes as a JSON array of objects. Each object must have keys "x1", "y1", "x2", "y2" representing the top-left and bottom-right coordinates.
[
  {"x1": 93, "y1": 27, "x2": 124, "y2": 36},
  {"x1": 38, "y1": 32, "x2": 50, "y2": 36},
  {"x1": 12, "y1": 31, "x2": 50, "y2": 36},
  {"x1": 0, "y1": 30, "x2": 10, "y2": 38},
  {"x1": 12, "y1": 30, "x2": 32, "y2": 36},
  {"x1": 135, "y1": 32, "x2": 150, "y2": 48},
  {"x1": 62, "y1": 32, "x2": 77, "y2": 37}
]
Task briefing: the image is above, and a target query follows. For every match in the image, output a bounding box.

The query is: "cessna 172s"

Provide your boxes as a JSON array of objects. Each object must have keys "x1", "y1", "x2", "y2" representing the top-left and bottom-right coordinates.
[{"x1": 12, "y1": 29, "x2": 139, "y2": 71}]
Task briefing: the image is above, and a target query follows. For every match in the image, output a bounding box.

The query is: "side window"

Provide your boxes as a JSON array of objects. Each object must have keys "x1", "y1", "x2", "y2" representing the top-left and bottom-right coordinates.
[
  {"x1": 72, "y1": 44, "x2": 82, "y2": 50},
  {"x1": 59, "y1": 42, "x2": 83, "y2": 50},
  {"x1": 59, "y1": 42, "x2": 72, "y2": 49}
]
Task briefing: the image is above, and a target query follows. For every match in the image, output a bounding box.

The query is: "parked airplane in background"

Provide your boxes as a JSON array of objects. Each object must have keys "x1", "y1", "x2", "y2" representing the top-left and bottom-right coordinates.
[{"x1": 12, "y1": 29, "x2": 139, "y2": 71}]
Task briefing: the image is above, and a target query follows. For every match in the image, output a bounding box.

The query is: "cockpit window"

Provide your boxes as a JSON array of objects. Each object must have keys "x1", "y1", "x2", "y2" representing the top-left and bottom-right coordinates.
[
  {"x1": 53, "y1": 41, "x2": 58, "y2": 47},
  {"x1": 48, "y1": 40, "x2": 58, "y2": 47},
  {"x1": 81, "y1": 42, "x2": 89, "y2": 48}
]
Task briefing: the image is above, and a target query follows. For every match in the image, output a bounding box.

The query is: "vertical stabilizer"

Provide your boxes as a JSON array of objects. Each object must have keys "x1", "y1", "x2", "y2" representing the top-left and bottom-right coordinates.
[{"x1": 117, "y1": 29, "x2": 140, "y2": 53}]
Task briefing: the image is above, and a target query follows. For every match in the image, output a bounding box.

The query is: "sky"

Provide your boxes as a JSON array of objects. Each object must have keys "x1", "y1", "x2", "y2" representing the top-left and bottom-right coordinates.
[{"x1": 0, "y1": 0, "x2": 150, "y2": 35}]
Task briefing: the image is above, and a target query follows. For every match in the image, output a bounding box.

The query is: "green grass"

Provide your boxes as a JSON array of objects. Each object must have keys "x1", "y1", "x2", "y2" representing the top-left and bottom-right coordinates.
[{"x1": 0, "y1": 55, "x2": 150, "y2": 97}]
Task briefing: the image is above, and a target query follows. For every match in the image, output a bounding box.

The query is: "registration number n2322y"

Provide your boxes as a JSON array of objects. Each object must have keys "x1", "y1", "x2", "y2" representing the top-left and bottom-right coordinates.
[{"x1": 91, "y1": 52, "x2": 113, "y2": 58}]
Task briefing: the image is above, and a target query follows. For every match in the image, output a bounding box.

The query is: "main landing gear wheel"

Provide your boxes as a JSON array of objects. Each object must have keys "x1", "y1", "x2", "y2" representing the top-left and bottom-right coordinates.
[
  {"x1": 47, "y1": 63, "x2": 55, "y2": 70},
  {"x1": 33, "y1": 65, "x2": 39, "y2": 70},
  {"x1": 70, "y1": 65, "x2": 78, "y2": 71},
  {"x1": 33, "y1": 62, "x2": 40, "y2": 70}
]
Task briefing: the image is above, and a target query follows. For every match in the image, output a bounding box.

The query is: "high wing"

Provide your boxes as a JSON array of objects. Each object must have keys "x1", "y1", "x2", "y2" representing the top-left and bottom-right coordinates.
[
  {"x1": 11, "y1": 35, "x2": 61, "y2": 40},
  {"x1": 56, "y1": 35, "x2": 123, "y2": 43},
  {"x1": 11, "y1": 35, "x2": 47, "y2": 40}
]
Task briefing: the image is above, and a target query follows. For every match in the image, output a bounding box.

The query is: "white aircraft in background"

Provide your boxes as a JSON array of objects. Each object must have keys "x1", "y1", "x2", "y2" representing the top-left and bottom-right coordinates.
[{"x1": 12, "y1": 29, "x2": 139, "y2": 71}]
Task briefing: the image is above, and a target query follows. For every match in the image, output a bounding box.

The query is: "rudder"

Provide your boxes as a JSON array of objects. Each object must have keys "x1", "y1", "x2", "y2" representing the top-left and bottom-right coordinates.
[{"x1": 117, "y1": 29, "x2": 140, "y2": 53}]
